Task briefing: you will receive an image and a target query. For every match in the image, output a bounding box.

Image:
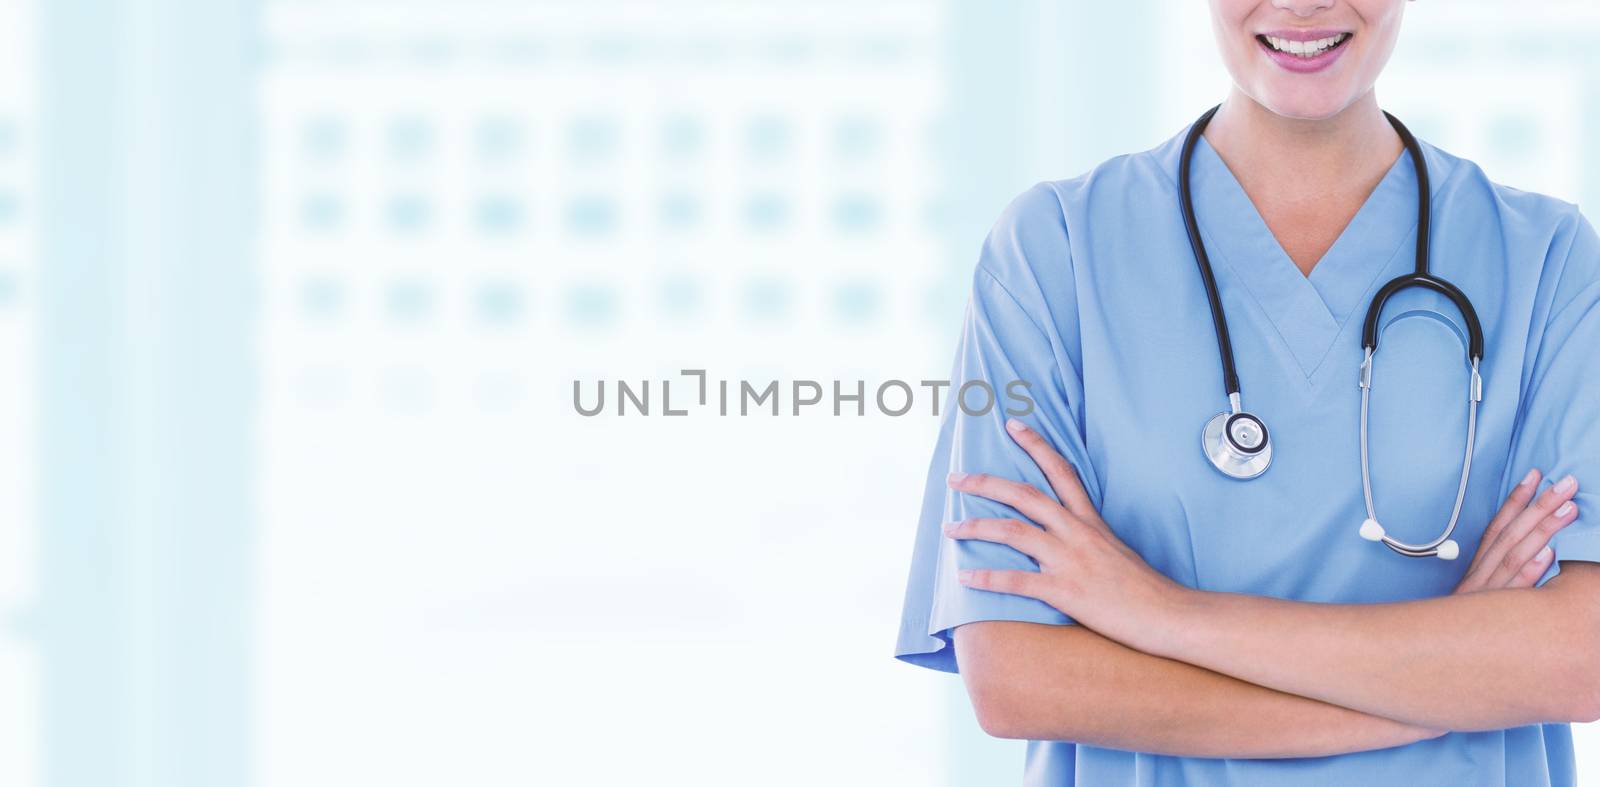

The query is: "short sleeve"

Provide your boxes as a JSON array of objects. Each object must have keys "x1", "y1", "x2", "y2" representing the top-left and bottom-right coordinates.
[
  {"x1": 894, "y1": 183, "x2": 1102, "y2": 673},
  {"x1": 1498, "y1": 210, "x2": 1600, "y2": 586}
]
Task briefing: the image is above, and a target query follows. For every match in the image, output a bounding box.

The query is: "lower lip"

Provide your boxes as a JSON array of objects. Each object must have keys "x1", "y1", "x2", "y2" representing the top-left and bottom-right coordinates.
[{"x1": 1258, "y1": 36, "x2": 1350, "y2": 74}]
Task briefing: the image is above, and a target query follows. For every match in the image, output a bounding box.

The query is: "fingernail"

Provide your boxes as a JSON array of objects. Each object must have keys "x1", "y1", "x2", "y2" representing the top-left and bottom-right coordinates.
[
  {"x1": 957, "y1": 569, "x2": 973, "y2": 584},
  {"x1": 1556, "y1": 501, "x2": 1575, "y2": 517},
  {"x1": 1540, "y1": 546, "x2": 1555, "y2": 562},
  {"x1": 1006, "y1": 418, "x2": 1026, "y2": 433},
  {"x1": 942, "y1": 521, "x2": 958, "y2": 533},
  {"x1": 947, "y1": 472, "x2": 968, "y2": 485},
  {"x1": 1556, "y1": 474, "x2": 1577, "y2": 493},
  {"x1": 1522, "y1": 468, "x2": 1539, "y2": 488}
]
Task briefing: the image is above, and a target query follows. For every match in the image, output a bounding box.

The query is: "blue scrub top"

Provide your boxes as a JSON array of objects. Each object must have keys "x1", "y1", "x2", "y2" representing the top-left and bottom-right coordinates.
[{"x1": 895, "y1": 121, "x2": 1600, "y2": 786}]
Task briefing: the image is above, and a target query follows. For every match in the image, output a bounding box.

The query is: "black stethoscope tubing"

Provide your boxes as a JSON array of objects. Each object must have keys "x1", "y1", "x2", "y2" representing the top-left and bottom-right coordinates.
[{"x1": 1179, "y1": 104, "x2": 1484, "y2": 402}]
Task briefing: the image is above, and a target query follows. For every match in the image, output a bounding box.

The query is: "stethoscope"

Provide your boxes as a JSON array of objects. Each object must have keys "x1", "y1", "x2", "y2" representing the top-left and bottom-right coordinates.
[{"x1": 1178, "y1": 104, "x2": 1485, "y2": 560}]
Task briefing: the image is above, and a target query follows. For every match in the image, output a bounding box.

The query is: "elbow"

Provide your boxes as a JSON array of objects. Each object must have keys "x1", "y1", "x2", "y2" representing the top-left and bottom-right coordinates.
[
  {"x1": 1558, "y1": 636, "x2": 1600, "y2": 724},
  {"x1": 1564, "y1": 696, "x2": 1600, "y2": 726},
  {"x1": 962, "y1": 648, "x2": 1033, "y2": 739},
  {"x1": 969, "y1": 687, "x2": 1030, "y2": 740},
  {"x1": 954, "y1": 622, "x2": 1051, "y2": 740},
  {"x1": 1557, "y1": 667, "x2": 1600, "y2": 724},
  {"x1": 1549, "y1": 568, "x2": 1600, "y2": 723}
]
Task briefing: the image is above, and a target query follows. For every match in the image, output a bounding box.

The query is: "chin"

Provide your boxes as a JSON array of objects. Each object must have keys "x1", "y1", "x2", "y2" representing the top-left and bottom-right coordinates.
[{"x1": 1249, "y1": 87, "x2": 1357, "y2": 122}]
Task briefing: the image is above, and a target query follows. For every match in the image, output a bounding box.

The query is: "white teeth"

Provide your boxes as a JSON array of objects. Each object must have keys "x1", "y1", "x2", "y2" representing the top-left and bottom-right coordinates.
[{"x1": 1263, "y1": 33, "x2": 1349, "y2": 57}]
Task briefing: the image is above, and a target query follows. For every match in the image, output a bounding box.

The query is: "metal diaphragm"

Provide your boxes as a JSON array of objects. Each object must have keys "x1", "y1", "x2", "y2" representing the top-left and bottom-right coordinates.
[{"x1": 1202, "y1": 410, "x2": 1272, "y2": 479}]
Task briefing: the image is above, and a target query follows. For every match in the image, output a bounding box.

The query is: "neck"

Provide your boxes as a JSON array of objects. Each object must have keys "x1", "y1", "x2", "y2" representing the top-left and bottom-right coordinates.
[
  {"x1": 1202, "y1": 87, "x2": 1403, "y2": 185},
  {"x1": 1198, "y1": 89, "x2": 1410, "y2": 278}
]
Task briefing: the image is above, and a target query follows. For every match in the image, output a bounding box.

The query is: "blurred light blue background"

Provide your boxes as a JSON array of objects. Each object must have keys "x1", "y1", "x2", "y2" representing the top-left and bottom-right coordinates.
[{"x1": 4, "y1": 1, "x2": 1599, "y2": 785}]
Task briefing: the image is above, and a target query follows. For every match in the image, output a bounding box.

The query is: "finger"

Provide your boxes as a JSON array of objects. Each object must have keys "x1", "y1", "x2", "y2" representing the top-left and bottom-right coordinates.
[
  {"x1": 1460, "y1": 469, "x2": 1543, "y2": 587},
  {"x1": 1507, "y1": 545, "x2": 1557, "y2": 589},
  {"x1": 1485, "y1": 497, "x2": 1578, "y2": 588},
  {"x1": 958, "y1": 568, "x2": 1051, "y2": 602},
  {"x1": 1470, "y1": 468, "x2": 1542, "y2": 572},
  {"x1": 1498, "y1": 503, "x2": 1576, "y2": 586},
  {"x1": 1004, "y1": 419, "x2": 1096, "y2": 520},
  {"x1": 943, "y1": 518, "x2": 1058, "y2": 564},
  {"x1": 948, "y1": 472, "x2": 1072, "y2": 533},
  {"x1": 1476, "y1": 474, "x2": 1578, "y2": 578}
]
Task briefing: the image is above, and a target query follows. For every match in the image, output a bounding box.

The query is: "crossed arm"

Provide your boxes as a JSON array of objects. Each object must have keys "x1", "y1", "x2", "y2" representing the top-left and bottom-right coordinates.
[
  {"x1": 946, "y1": 419, "x2": 1600, "y2": 757},
  {"x1": 956, "y1": 621, "x2": 1442, "y2": 758}
]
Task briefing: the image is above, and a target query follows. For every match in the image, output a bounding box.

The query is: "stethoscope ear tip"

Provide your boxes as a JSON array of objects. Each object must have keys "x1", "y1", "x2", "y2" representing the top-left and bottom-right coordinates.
[
  {"x1": 1358, "y1": 518, "x2": 1386, "y2": 542},
  {"x1": 1436, "y1": 540, "x2": 1460, "y2": 561},
  {"x1": 1356, "y1": 519, "x2": 1461, "y2": 559}
]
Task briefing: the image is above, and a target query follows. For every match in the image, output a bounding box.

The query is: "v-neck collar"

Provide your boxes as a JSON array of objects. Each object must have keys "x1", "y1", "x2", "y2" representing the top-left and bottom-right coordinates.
[{"x1": 1184, "y1": 133, "x2": 1421, "y2": 386}]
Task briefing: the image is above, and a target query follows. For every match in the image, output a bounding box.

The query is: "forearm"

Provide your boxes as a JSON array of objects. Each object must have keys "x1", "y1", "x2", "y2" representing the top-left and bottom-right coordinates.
[
  {"x1": 1149, "y1": 565, "x2": 1600, "y2": 731},
  {"x1": 954, "y1": 621, "x2": 1438, "y2": 759}
]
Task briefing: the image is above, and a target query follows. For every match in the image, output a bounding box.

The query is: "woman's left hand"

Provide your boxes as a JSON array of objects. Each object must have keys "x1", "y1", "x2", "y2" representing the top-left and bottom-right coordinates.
[{"x1": 944, "y1": 418, "x2": 1189, "y2": 652}]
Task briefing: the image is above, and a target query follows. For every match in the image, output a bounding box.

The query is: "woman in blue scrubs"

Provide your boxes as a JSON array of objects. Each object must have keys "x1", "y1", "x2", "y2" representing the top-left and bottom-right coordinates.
[{"x1": 895, "y1": 1, "x2": 1600, "y2": 784}]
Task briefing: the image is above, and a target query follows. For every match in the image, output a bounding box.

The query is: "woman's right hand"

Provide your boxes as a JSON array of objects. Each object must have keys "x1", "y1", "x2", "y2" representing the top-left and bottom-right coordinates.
[{"x1": 1454, "y1": 469, "x2": 1581, "y2": 593}]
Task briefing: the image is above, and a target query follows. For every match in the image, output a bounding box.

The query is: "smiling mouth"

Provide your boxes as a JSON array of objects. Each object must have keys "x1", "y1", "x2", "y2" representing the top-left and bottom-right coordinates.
[{"x1": 1255, "y1": 32, "x2": 1352, "y2": 58}]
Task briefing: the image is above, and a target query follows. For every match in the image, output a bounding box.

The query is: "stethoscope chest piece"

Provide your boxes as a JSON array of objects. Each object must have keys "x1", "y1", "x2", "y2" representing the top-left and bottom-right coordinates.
[{"x1": 1202, "y1": 402, "x2": 1272, "y2": 480}]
